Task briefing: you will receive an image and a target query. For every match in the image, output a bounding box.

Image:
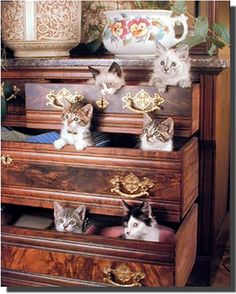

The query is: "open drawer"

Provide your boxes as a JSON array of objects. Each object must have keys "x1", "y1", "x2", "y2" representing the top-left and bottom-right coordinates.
[
  {"x1": 25, "y1": 83, "x2": 200, "y2": 137},
  {"x1": 1, "y1": 204, "x2": 198, "y2": 287},
  {"x1": 1, "y1": 136, "x2": 198, "y2": 222}
]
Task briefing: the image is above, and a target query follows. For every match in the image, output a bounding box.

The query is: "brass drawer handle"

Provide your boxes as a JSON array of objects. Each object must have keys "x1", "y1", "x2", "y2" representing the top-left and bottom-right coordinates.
[
  {"x1": 46, "y1": 88, "x2": 84, "y2": 110},
  {"x1": 122, "y1": 89, "x2": 164, "y2": 113},
  {"x1": 1, "y1": 154, "x2": 13, "y2": 165},
  {"x1": 103, "y1": 263, "x2": 146, "y2": 287},
  {"x1": 110, "y1": 172, "x2": 154, "y2": 199}
]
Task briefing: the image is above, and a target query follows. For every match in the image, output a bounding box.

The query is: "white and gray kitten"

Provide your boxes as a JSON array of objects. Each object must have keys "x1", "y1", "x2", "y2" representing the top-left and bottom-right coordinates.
[
  {"x1": 88, "y1": 62, "x2": 125, "y2": 95},
  {"x1": 54, "y1": 100, "x2": 93, "y2": 151},
  {"x1": 122, "y1": 201, "x2": 161, "y2": 242},
  {"x1": 54, "y1": 201, "x2": 86, "y2": 233},
  {"x1": 150, "y1": 43, "x2": 191, "y2": 94},
  {"x1": 140, "y1": 113, "x2": 174, "y2": 152}
]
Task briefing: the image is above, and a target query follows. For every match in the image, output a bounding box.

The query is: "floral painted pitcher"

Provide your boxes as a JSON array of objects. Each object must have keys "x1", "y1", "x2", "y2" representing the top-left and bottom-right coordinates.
[{"x1": 102, "y1": 10, "x2": 188, "y2": 57}]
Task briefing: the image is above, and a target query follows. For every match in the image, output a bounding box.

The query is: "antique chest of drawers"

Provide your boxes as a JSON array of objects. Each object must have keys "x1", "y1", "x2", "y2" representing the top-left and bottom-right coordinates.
[{"x1": 1, "y1": 56, "x2": 230, "y2": 287}]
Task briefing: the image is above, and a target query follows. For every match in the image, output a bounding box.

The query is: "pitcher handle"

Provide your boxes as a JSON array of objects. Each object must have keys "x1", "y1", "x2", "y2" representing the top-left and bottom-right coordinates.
[{"x1": 171, "y1": 14, "x2": 188, "y2": 45}]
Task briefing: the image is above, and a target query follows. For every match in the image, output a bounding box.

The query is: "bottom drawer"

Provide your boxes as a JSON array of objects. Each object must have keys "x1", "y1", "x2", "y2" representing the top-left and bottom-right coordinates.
[{"x1": 1, "y1": 204, "x2": 197, "y2": 287}]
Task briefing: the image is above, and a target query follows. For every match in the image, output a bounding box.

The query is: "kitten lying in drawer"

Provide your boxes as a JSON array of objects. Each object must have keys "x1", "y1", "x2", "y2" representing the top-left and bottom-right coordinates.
[{"x1": 122, "y1": 200, "x2": 175, "y2": 243}]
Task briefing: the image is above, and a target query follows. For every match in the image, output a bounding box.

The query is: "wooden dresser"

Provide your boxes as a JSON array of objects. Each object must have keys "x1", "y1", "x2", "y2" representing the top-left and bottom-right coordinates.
[{"x1": 1, "y1": 56, "x2": 230, "y2": 287}]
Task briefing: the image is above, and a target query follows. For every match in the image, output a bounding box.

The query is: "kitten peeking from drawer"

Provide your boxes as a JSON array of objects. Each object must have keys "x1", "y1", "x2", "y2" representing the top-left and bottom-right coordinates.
[
  {"x1": 54, "y1": 201, "x2": 87, "y2": 233},
  {"x1": 149, "y1": 43, "x2": 191, "y2": 94},
  {"x1": 139, "y1": 113, "x2": 174, "y2": 152},
  {"x1": 53, "y1": 100, "x2": 94, "y2": 151},
  {"x1": 88, "y1": 62, "x2": 125, "y2": 95},
  {"x1": 122, "y1": 200, "x2": 175, "y2": 243}
]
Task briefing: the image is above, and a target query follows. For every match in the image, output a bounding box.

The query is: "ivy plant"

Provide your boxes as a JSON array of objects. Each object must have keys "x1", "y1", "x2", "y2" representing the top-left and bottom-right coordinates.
[{"x1": 169, "y1": 0, "x2": 230, "y2": 55}]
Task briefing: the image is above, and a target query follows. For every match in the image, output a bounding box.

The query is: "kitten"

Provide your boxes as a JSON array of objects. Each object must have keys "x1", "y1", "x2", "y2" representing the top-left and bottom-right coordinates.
[
  {"x1": 140, "y1": 113, "x2": 174, "y2": 152},
  {"x1": 54, "y1": 100, "x2": 93, "y2": 151},
  {"x1": 150, "y1": 43, "x2": 191, "y2": 93},
  {"x1": 122, "y1": 200, "x2": 161, "y2": 242},
  {"x1": 54, "y1": 201, "x2": 86, "y2": 233},
  {"x1": 88, "y1": 62, "x2": 125, "y2": 95}
]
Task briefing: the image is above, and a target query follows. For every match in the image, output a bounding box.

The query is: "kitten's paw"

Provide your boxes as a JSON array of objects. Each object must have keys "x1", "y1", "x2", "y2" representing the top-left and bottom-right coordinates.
[
  {"x1": 178, "y1": 79, "x2": 191, "y2": 88},
  {"x1": 53, "y1": 138, "x2": 66, "y2": 150},
  {"x1": 152, "y1": 79, "x2": 167, "y2": 94},
  {"x1": 75, "y1": 141, "x2": 87, "y2": 151}
]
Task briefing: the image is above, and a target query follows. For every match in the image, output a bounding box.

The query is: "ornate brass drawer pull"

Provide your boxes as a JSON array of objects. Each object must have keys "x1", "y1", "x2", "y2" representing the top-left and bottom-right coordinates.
[
  {"x1": 1, "y1": 154, "x2": 13, "y2": 165},
  {"x1": 46, "y1": 88, "x2": 84, "y2": 110},
  {"x1": 110, "y1": 172, "x2": 154, "y2": 198},
  {"x1": 103, "y1": 263, "x2": 146, "y2": 287},
  {"x1": 122, "y1": 89, "x2": 164, "y2": 113}
]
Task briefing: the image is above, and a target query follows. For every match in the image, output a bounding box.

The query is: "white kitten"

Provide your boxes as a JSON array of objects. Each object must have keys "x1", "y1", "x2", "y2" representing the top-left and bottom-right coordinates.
[
  {"x1": 122, "y1": 201, "x2": 160, "y2": 242},
  {"x1": 88, "y1": 62, "x2": 125, "y2": 95},
  {"x1": 140, "y1": 113, "x2": 174, "y2": 152},
  {"x1": 150, "y1": 43, "x2": 191, "y2": 93},
  {"x1": 54, "y1": 100, "x2": 93, "y2": 151}
]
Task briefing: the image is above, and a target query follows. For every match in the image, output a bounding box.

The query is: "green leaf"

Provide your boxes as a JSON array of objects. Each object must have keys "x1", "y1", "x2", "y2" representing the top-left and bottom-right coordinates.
[
  {"x1": 208, "y1": 43, "x2": 217, "y2": 56},
  {"x1": 194, "y1": 16, "x2": 209, "y2": 39},
  {"x1": 207, "y1": 36, "x2": 225, "y2": 49},
  {"x1": 170, "y1": 0, "x2": 187, "y2": 14},
  {"x1": 212, "y1": 22, "x2": 230, "y2": 45},
  {"x1": 180, "y1": 35, "x2": 205, "y2": 48}
]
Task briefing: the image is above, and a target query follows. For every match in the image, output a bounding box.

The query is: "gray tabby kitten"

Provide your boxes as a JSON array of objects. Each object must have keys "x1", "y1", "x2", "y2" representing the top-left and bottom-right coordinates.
[
  {"x1": 54, "y1": 100, "x2": 93, "y2": 151},
  {"x1": 54, "y1": 201, "x2": 86, "y2": 233},
  {"x1": 88, "y1": 62, "x2": 125, "y2": 95},
  {"x1": 140, "y1": 113, "x2": 174, "y2": 152},
  {"x1": 150, "y1": 43, "x2": 191, "y2": 94}
]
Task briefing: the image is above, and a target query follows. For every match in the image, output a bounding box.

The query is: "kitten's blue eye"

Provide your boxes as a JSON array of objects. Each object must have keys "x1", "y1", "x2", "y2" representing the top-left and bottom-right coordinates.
[
  {"x1": 64, "y1": 114, "x2": 69, "y2": 119},
  {"x1": 154, "y1": 131, "x2": 158, "y2": 135},
  {"x1": 160, "y1": 61, "x2": 164, "y2": 66},
  {"x1": 133, "y1": 223, "x2": 138, "y2": 228},
  {"x1": 74, "y1": 117, "x2": 80, "y2": 121},
  {"x1": 58, "y1": 218, "x2": 64, "y2": 224},
  {"x1": 69, "y1": 220, "x2": 75, "y2": 225},
  {"x1": 171, "y1": 62, "x2": 177, "y2": 67}
]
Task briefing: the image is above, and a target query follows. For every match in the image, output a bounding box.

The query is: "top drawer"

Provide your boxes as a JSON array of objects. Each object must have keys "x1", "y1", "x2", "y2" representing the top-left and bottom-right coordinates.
[{"x1": 25, "y1": 83, "x2": 200, "y2": 137}]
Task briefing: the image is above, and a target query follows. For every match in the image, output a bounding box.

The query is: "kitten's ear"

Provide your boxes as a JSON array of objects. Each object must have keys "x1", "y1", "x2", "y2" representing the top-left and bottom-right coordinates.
[
  {"x1": 54, "y1": 201, "x2": 64, "y2": 217},
  {"x1": 161, "y1": 117, "x2": 174, "y2": 134},
  {"x1": 141, "y1": 201, "x2": 152, "y2": 218},
  {"x1": 155, "y1": 42, "x2": 167, "y2": 58},
  {"x1": 122, "y1": 200, "x2": 131, "y2": 216},
  {"x1": 88, "y1": 66, "x2": 100, "y2": 79},
  {"x1": 143, "y1": 113, "x2": 152, "y2": 127},
  {"x1": 108, "y1": 62, "x2": 122, "y2": 78},
  {"x1": 176, "y1": 45, "x2": 189, "y2": 60},
  {"x1": 81, "y1": 103, "x2": 93, "y2": 119},
  {"x1": 73, "y1": 205, "x2": 86, "y2": 221}
]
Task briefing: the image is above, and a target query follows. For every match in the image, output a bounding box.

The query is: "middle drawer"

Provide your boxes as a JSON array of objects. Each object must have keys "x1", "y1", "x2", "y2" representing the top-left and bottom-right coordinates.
[{"x1": 1, "y1": 136, "x2": 198, "y2": 222}]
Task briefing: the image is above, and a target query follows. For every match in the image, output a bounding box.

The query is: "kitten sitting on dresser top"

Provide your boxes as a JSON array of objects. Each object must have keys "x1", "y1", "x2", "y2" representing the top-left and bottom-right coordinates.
[
  {"x1": 88, "y1": 62, "x2": 125, "y2": 95},
  {"x1": 122, "y1": 200, "x2": 175, "y2": 242},
  {"x1": 140, "y1": 113, "x2": 174, "y2": 152},
  {"x1": 54, "y1": 202, "x2": 87, "y2": 233},
  {"x1": 53, "y1": 99, "x2": 93, "y2": 151},
  {"x1": 150, "y1": 43, "x2": 191, "y2": 94}
]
